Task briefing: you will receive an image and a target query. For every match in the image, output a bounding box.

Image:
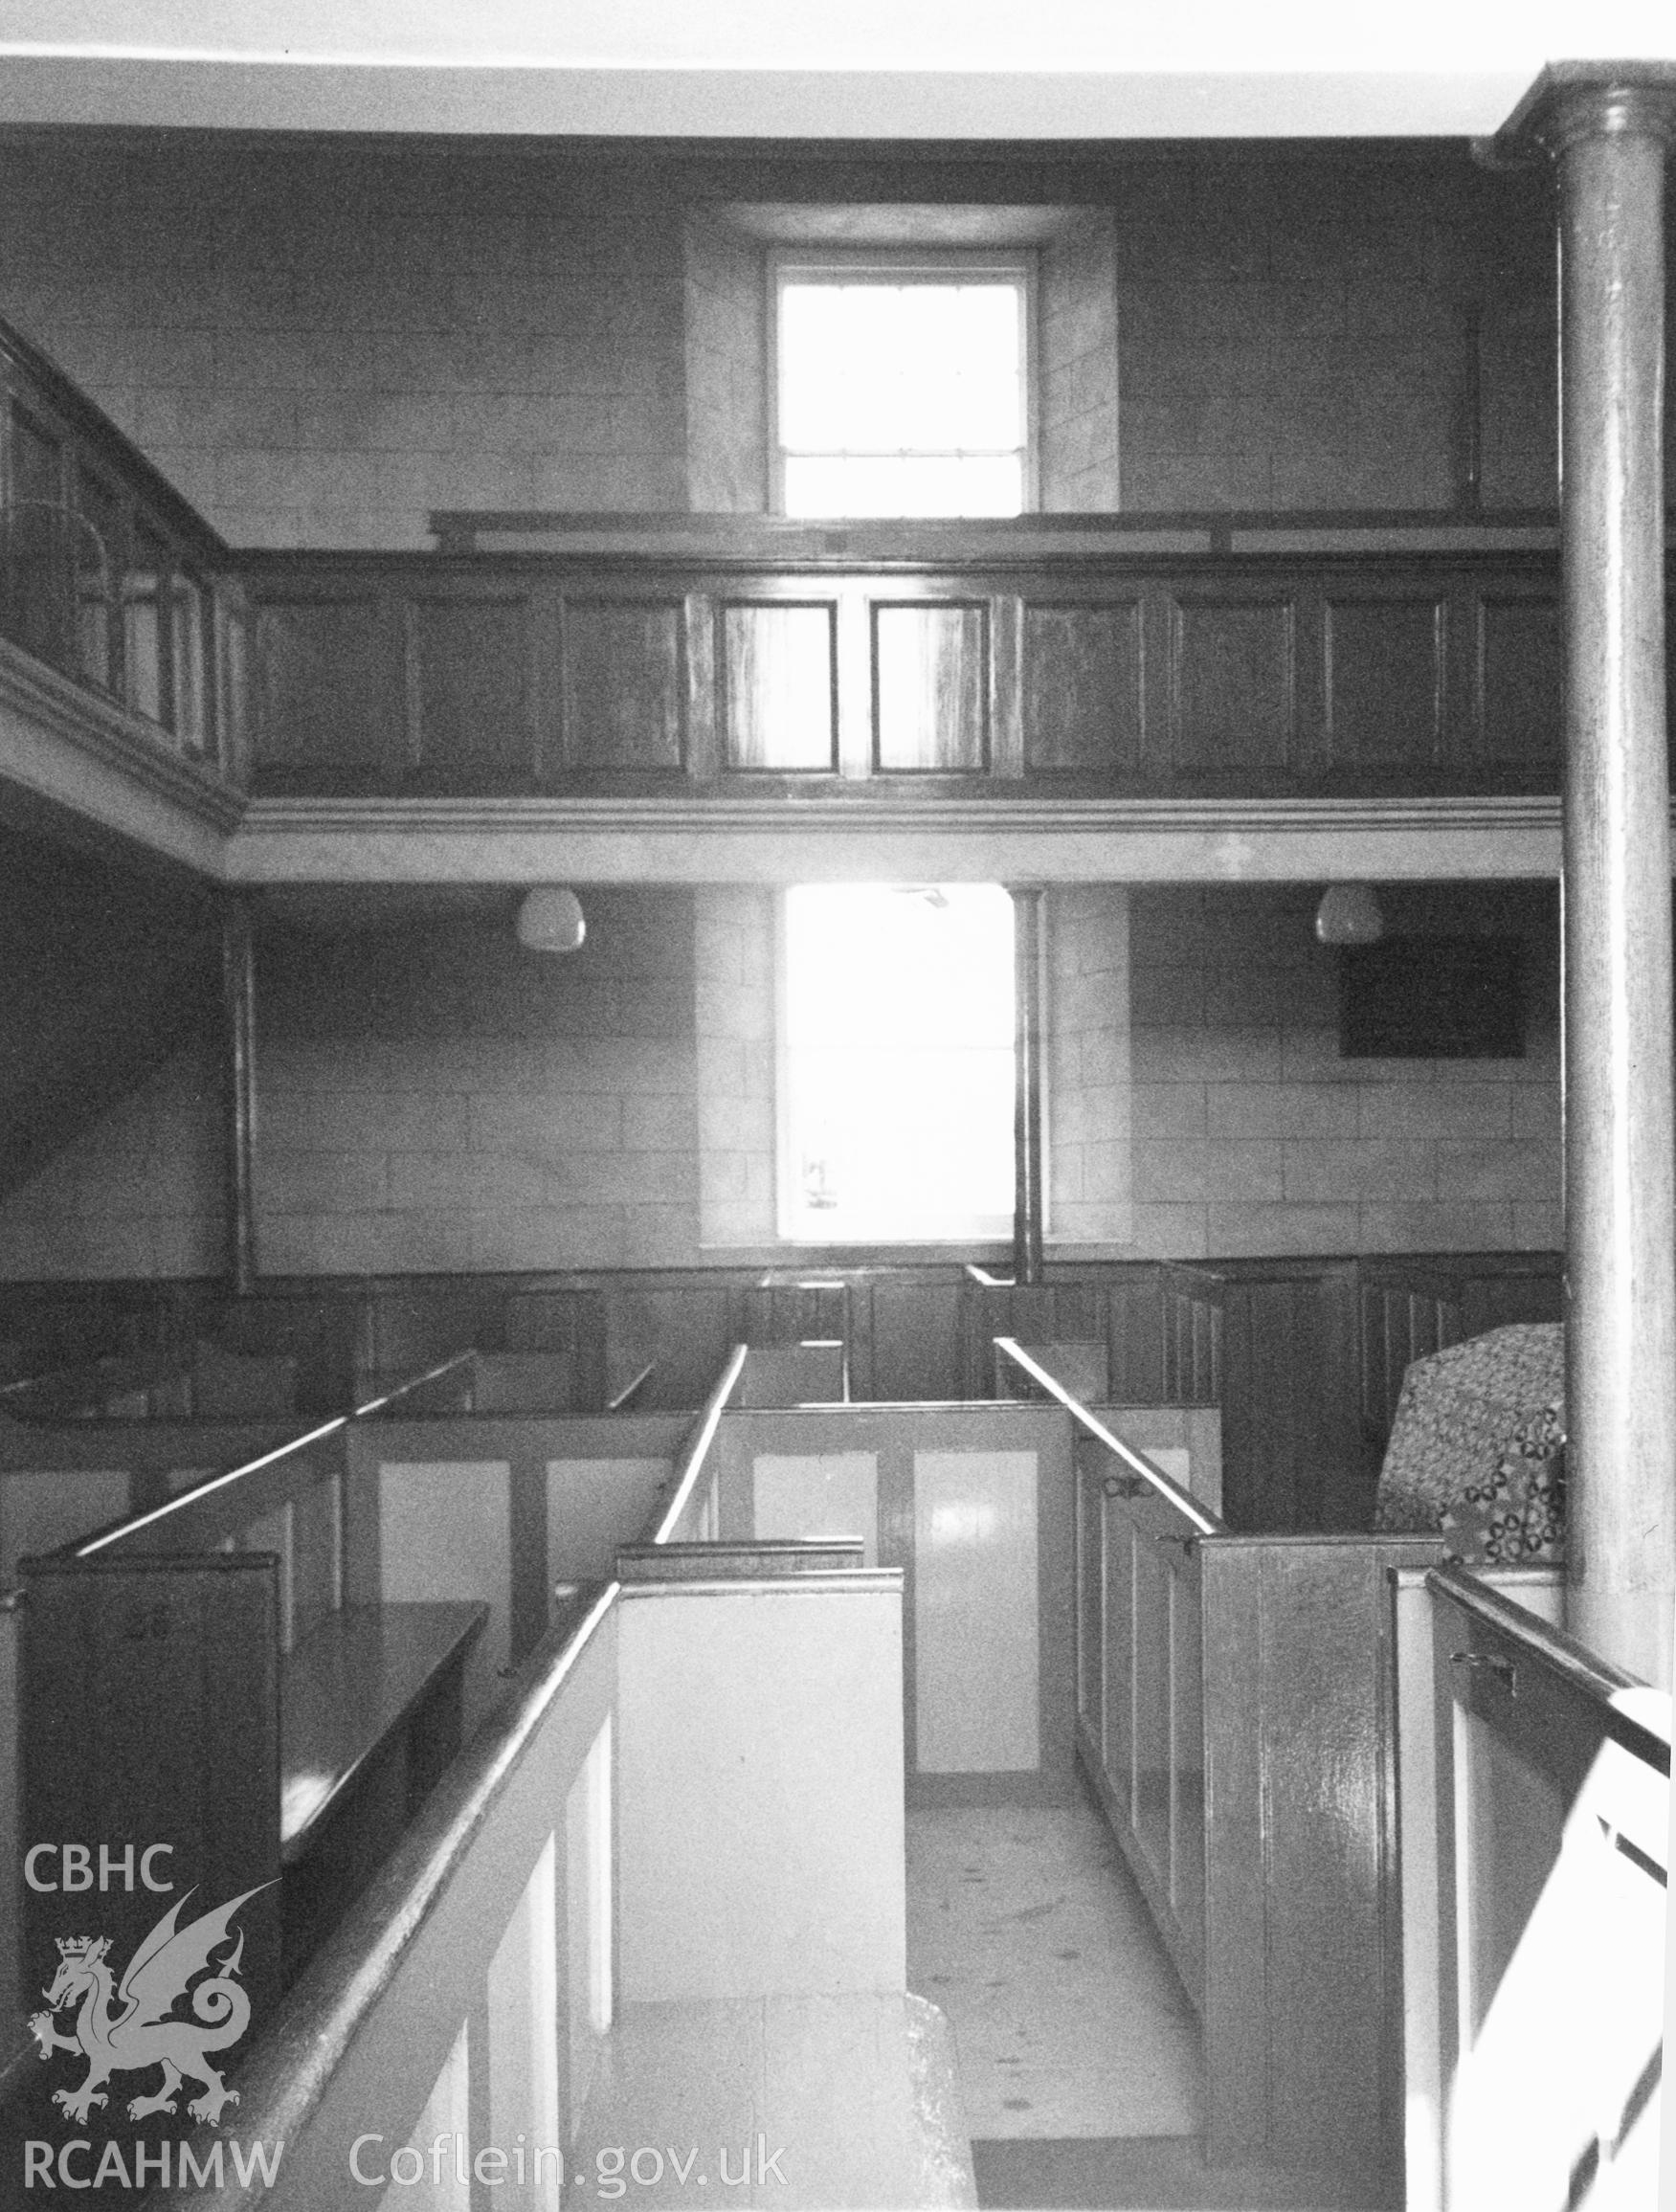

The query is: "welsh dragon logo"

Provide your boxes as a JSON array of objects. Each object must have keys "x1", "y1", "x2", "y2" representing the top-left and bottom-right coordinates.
[{"x1": 28, "y1": 1886, "x2": 268, "y2": 2127}]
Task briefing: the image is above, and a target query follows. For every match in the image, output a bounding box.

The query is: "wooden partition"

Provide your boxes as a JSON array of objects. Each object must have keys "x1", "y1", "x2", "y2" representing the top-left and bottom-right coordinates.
[
  {"x1": 0, "y1": 1244, "x2": 1570, "y2": 1544},
  {"x1": 1060, "y1": 1338, "x2": 1452, "y2": 2184},
  {"x1": 1393, "y1": 1567, "x2": 1666, "y2": 2212},
  {"x1": 9, "y1": 1357, "x2": 513, "y2": 2074},
  {"x1": 1075, "y1": 1441, "x2": 1214, "y2": 2009},
  {"x1": 615, "y1": 1573, "x2": 906, "y2": 2001},
  {"x1": 0, "y1": 1594, "x2": 21, "y2": 2089},
  {"x1": 15, "y1": 1420, "x2": 488, "y2": 2060},
  {"x1": 346, "y1": 1412, "x2": 685, "y2": 1727},
  {"x1": 958, "y1": 1264, "x2": 1221, "y2": 1405},
  {"x1": 0, "y1": 1417, "x2": 304, "y2": 1547},
  {"x1": 1195, "y1": 1533, "x2": 1445, "y2": 2178},
  {"x1": 709, "y1": 1398, "x2": 1075, "y2": 1802},
  {"x1": 140, "y1": 1593, "x2": 621, "y2": 2210},
  {"x1": 143, "y1": 1550, "x2": 971, "y2": 2208}
]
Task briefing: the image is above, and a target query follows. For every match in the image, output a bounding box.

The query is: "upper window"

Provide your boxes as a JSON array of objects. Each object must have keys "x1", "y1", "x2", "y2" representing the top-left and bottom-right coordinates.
[{"x1": 772, "y1": 257, "x2": 1033, "y2": 518}]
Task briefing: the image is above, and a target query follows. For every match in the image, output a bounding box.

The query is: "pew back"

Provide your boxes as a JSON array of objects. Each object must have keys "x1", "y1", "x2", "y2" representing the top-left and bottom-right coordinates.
[
  {"x1": 1393, "y1": 1565, "x2": 1665, "y2": 2212},
  {"x1": 149, "y1": 1556, "x2": 930, "y2": 2210}
]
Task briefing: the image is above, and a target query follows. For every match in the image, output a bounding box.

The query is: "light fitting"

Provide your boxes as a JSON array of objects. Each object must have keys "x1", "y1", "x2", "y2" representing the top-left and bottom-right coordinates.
[
  {"x1": 516, "y1": 886, "x2": 586, "y2": 953},
  {"x1": 1314, "y1": 884, "x2": 1384, "y2": 947}
]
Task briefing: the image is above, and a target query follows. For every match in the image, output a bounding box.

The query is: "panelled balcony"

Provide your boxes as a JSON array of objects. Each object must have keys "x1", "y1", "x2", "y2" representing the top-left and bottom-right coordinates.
[
  {"x1": 5, "y1": 305, "x2": 1676, "y2": 825},
  {"x1": 0, "y1": 316, "x2": 250, "y2": 784},
  {"x1": 247, "y1": 531, "x2": 1592, "y2": 801}
]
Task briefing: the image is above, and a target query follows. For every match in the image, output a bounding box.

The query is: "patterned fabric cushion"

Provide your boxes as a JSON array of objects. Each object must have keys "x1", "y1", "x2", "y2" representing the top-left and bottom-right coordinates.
[
  {"x1": 1439, "y1": 1403, "x2": 1567, "y2": 1567},
  {"x1": 1374, "y1": 1322, "x2": 1565, "y2": 1534}
]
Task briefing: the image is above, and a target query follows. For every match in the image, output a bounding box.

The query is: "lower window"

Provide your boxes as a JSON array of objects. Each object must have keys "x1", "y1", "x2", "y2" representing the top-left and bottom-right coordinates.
[{"x1": 778, "y1": 883, "x2": 1016, "y2": 1242}]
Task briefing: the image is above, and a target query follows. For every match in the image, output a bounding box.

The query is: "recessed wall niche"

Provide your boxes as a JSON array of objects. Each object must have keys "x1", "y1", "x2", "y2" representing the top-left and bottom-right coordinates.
[{"x1": 682, "y1": 202, "x2": 1119, "y2": 514}]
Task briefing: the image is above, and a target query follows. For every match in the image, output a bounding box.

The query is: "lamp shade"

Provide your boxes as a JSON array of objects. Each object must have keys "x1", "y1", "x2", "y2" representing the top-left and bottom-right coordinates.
[
  {"x1": 1314, "y1": 883, "x2": 1384, "y2": 947},
  {"x1": 516, "y1": 886, "x2": 586, "y2": 953}
]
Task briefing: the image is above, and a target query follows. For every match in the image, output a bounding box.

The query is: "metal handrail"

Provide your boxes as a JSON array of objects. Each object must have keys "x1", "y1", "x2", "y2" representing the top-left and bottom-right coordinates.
[
  {"x1": 994, "y1": 1335, "x2": 1225, "y2": 1537},
  {"x1": 1427, "y1": 1562, "x2": 1671, "y2": 1776},
  {"x1": 648, "y1": 1342, "x2": 749, "y2": 1547},
  {"x1": 605, "y1": 1359, "x2": 657, "y2": 1413},
  {"x1": 67, "y1": 1350, "x2": 478, "y2": 1559},
  {"x1": 161, "y1": 1582, "x2": 619, "y2": 2208}
]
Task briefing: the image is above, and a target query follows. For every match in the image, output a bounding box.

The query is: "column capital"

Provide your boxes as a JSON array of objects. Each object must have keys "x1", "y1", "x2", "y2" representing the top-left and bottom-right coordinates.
[{"x1": 1499, "y1": 61, "x2": 1676, "y2": 164}]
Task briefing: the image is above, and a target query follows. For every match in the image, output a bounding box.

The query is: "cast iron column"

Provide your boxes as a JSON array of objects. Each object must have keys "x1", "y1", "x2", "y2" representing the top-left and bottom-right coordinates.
[
  {"x1": 1525, "y1": 69, "x2": 1676, "y2": 1683},
  {"x1": 1012, "y1": 887, "x2": 1045, "y2": 1286},
  {"x1": 221, "y1": 892, "x2": 258, "y2": 1295}
]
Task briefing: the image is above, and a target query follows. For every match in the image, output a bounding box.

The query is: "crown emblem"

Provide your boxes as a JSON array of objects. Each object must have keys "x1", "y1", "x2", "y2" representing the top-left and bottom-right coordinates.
[{"x1": 55, "y1": 1936, "x2": 104, "y2": 1961}]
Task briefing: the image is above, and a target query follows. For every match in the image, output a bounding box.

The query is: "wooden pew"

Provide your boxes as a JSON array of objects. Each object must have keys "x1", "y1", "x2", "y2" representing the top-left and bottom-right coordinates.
[
  {"x1": 1033, "y1": 1331, "x2": 1429, "y2": 2196},
  {"x1": 15, "y1": 1381, "x2": 490, "y2": 2062},
  {"x1": 10, "y1": 1351, "x2": 700, "y2": 2080}
]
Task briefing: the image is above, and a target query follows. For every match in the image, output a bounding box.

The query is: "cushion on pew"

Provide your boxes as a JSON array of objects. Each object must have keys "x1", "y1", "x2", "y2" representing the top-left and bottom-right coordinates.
[{"x1": 1374, "y1": 1322, "x2": 1565, "y2": 1561}]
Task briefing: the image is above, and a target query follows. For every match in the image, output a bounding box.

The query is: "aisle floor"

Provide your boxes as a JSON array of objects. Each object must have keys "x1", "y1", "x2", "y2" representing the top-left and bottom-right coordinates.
[{"x1": 905, "y1": 1798, "x2": 1203, "y2": 2142}]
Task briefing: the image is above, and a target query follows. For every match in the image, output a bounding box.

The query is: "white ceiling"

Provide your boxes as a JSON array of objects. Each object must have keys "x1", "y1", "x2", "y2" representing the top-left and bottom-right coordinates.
[{"x1": 0, "y1": 2, "x2": 1672, "y2": 140}]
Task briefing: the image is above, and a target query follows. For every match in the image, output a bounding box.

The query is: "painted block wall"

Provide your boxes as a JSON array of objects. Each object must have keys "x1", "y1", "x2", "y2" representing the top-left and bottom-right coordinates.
[
  {"x1": 1047, "y1": 885, "x2": 1132, "y2": 1246},
  {"x1": 253, "y1": 889, "x2": 700, "y2": 1274},
  {"x1": 1040, "y1": 210, "x2": 1121, "y2": 509},
  {"x1": 694, "y1": 884, "x2": 778, "y2": 1247},
  {"x1": 0, "y1": 142, "x2": 689, "y2": 547},
  {"x1": 1125, "y1": 883, "x2": 1562, "y2": 1258},
  {"x1": 3, "y1": 139, "x2": 1647, "y2": 542},
  {"x1": 684, "y1": 212, "x2": 769, "y2": 512},
  {"x1": 0, "y1": 1042, "x2": 222, "y2": 1278},
  {"x1": 0, "y1": 879, "x2": 1562, "y2": 1279},
  {"x1": 1109, "y1": 157, "x2": 1569, "y2": 510}
]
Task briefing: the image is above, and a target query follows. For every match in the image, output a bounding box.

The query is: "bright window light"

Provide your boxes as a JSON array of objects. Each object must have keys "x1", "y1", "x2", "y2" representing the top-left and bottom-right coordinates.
[
  {"x1": 780, "y1": 883, "x2": 1016, "y2": 1242},
  {"x1": 776, "y1": 270, "x2": 1028, "y2": 518}
]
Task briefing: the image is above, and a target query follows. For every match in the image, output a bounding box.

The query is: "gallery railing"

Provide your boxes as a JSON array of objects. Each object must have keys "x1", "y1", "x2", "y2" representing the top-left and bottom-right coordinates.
[{"x1": 0, "y1": 316, "x2": 249, "y2": 778}]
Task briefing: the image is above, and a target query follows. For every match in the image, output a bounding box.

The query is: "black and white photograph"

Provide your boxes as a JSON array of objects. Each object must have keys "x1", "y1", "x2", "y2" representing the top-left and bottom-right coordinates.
[{"x1": 0, "y1": 8, "x2": 1672, "y2": 2208}]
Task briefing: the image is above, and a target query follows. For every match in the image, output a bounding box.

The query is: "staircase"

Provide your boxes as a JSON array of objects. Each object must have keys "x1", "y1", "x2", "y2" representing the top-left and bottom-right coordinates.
[{"x1": 0, "y1": 823, "x2": 218, "y2": 1204}]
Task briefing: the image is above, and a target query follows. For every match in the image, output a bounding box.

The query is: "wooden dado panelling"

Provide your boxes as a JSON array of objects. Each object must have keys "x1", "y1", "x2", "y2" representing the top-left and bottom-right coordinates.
[
  {"x1": 246, "y1": 550, "x2": 1601, "y2": 799},
  {"x1": 720, "y1": 600, "x2": 837, "y2": 771},
  {"x1": 408, "y1": 591, "x2": 541, "y2": 789},
  {"x1": 1021, "y1": 598, "x2": 1144, "y2": 773},
  {"x1": 1479, "y1": 589, "x2": 1563, "y2": 767},
  {"x1": 1170, "y1": 592, "x2": 1297, "y2": 772},
  {"x1": 257, "y1": 593, "x2": 398, "y2": 791},
  {"x1": 1324, "y1": 592, "x2": 1446, "y2": 770},
  {"x1": 563, "y1": 599, "x2": 687, "y2": 773},
  {"x1": 872, "y1": 600, "x2": 990, "y2": 771}
]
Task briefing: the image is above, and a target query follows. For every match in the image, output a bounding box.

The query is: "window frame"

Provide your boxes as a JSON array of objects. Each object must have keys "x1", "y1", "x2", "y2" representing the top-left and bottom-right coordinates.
[{"x1": 767, "y1": 249, "x2": 1040, "y2": 518}]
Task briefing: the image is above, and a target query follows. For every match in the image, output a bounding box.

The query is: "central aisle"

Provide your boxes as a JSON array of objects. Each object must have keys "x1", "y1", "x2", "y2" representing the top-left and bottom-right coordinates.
[{"x1": 905, "y1": 1798, "x2": 1203, "y2": 2140}]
